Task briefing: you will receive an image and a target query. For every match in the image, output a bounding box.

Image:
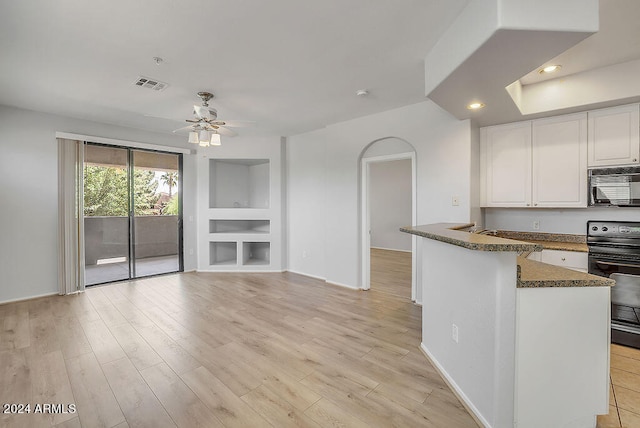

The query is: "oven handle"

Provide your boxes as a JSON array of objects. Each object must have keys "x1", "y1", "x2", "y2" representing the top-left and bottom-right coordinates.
[{"x1": 595, "y1": 260, "x2": 640, "y2": 269}]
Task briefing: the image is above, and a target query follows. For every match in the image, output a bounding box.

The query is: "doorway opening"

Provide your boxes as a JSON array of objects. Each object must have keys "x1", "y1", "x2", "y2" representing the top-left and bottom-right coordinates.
[
  {"x1": 360, "y1": 139, "x2": 416, "y2": 301},
  {"x1": 83, "y1": 143, "x2": 183, "y2": 286}
]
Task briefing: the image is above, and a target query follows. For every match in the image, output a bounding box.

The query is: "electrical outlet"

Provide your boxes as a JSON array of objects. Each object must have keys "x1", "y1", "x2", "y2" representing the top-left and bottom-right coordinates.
[
  {"x1": 452, "y1": 196, "x2": 460, "y2": 206},
  {"x1": 452, "y1": 324, "x2": 459, "y2": 343},
  {"x1": 533, "y1": 220, "x2": 540, "y2": 230}
]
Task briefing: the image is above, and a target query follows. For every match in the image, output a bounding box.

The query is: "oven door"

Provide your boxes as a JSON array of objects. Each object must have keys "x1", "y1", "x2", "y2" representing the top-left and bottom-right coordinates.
[
  {"x1": 589, "y1": 254, "x2": 640, "y2": 277},
  {"x1": 589, "y1": 253, "x2": 640, "y2": 348}
]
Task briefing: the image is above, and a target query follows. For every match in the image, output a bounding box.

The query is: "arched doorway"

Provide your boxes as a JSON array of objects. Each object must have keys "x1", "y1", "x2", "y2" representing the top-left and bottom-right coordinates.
[{"x1": 359, "y1": 137, "x2": 417, "y2": 300}]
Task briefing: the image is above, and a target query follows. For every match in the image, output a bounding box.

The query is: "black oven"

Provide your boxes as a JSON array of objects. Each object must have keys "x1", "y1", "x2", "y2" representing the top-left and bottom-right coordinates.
[{"x1": 588, "y1": 221, "x2": 640, "y2": 348}]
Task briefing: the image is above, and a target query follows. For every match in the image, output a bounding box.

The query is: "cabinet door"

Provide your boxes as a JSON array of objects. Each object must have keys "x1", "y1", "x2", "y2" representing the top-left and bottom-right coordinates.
[
  {"x1": 588, "y1": 104, "x2": 640, "y2": 167},
  {"x1": 540, "y1": 250, "x2": 588, "y2": 272},
  {"x1": 532, "y1": 113, "x2": 588, "y2": 208},
  {"x1": 481, "y1": 121, "x2": 532, "y2": 207}
]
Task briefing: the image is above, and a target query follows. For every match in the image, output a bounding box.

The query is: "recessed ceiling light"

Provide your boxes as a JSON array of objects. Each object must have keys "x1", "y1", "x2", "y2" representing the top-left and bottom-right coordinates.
[
  {"x1": 466, "y1": 102, "x2": 485, "y2": 110},
  {"x1": 356, "y1": 89, "x2": 369, "y2": 97},
  {"x1": 539, "y1": 64, "x2": 561, "y2": 74}
]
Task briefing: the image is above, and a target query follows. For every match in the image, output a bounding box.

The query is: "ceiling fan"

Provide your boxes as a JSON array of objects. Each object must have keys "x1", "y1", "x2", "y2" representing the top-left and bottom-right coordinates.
[{"x1": 173, "y1": 91, "x2": 250, "y2": 147}]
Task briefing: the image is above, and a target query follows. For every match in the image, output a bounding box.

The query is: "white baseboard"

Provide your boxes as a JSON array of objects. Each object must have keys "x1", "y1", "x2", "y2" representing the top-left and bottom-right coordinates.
[
  {"x1": 420, "y1": 343, "x2": 490, "y2": 428},
  {"x1": 286, "y1": 270, "x2": 327, "y2": 281},
  {"x1": 325, "y1": 280, "x2": 359, "y2": 290},
  {"x1": 0, "y1": 291, "x2": 59, "y2": 305},
  {"x1": 370, "y1": 246, "x2": 412, "y2": 253},
  {"x1": 195, "y1": 269, "x2": 283, "y2": 273}
]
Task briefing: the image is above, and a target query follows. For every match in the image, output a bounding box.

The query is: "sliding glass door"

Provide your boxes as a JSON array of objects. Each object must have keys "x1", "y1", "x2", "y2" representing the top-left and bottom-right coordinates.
[
  {"x1": 83, "y1": 143, "x2": 182, "y2": 286},
  {"x1": 131, "y1": 150, "x2": 181, "y2": 278}
]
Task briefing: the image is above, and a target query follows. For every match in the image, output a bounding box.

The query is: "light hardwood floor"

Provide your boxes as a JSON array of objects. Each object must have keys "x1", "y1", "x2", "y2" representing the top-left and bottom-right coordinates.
[
  {"x1": 0, "y1": 269, "x2": 478, "y2": 427},
  {"x1": 370, "y1": 248, "x2": 412, "y2": 299}
]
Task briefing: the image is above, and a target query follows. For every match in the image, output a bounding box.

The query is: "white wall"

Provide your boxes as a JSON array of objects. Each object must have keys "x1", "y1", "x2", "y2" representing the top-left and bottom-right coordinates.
[
  {"x1": 287, "y1": 128, "x2": 327, "y2": 279},
  {"x1": 288, "y1": 100, "x2": 471, "y2": 288},
  {"x1": 369, "y1": 159, "x2": 412, "y2": 251},
  {"x1": 0, "y1": 104, "x2": 196, "y2": 303},
  {"x1": 484, "y1": 207, "x2": 640, "y2": 234}
]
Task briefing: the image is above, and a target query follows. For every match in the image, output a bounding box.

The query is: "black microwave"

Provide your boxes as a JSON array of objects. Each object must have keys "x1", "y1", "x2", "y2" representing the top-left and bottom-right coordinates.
[{"x1": 589, "y1": 166, "x2": 640, "y2": 207}]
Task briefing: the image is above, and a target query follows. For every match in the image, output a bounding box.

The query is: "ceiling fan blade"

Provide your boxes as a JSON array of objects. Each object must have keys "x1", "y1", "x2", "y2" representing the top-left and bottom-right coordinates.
[
  {"x1": 214, "y1": 125, "x2": 237, "y2": 137},
  {"x1": 209, "y1": 120, "x2": 254, "y2": 128},
  {"x1": 172, "y1": 125, "x2": 195, "y2": 133}
]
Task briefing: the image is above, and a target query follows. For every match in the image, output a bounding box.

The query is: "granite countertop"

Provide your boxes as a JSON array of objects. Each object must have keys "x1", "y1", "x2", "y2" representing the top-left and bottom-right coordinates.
[
  {"x1": 401, "y1": 223, "x2": 610, "y2": 288},
  {"x1": 517, "y1": 257, "x2": 614, "y2": 288},
  {"x1": 400, "y1": 223, "x2": 542, "y2": 252},
  {"x1": 494, "y1": 231, "x2": 588, "y2": 253}
]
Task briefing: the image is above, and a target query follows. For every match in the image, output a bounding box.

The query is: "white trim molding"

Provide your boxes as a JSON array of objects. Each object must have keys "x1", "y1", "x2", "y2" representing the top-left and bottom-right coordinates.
[{"x1": 56, "y1": 132, "x2": 193, "y2": 154}]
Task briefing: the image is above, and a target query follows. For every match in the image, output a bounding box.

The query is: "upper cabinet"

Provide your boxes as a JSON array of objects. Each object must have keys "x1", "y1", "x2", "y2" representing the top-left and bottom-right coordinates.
[
  {"x1": 587, "y1": 104, "x2": 640, "y2": 167},
  {"x1": 481, "y1": 113, "x2": 587, "y2": 208},
  {"x1": 532, "y1": 114, "x2": 588, "y2": 208},
  {"x1": 481, "y1": 121, "x2": 532, "y2": 207}
]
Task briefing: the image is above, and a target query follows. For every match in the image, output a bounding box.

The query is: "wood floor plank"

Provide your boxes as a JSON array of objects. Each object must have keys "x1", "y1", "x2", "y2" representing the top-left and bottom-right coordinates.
[
  {"x1": 108, "y1": 322, "x2": 164, "y2": 371},
  {"x1": 139, "y1": 362, "x2": 224, "y2": 428},
  {"x1": 56, "y1": 316, "x2": 93, "y2": 360},
  {"x1": 129, "y1": 321, "x2": 200, "y2": 375},
  {"x1": 241, "y1": 385, "x2": 321, "y2": 428},
  {"x1": 81, "y1": 318, "x2": 127, "y2": 364},
  {"x1": 304, "y1": 398, "x2": 371, "y2": 428},
  {"x1": 101, "y1": 357, "x2": 176, "y2": 428},
  {"x1": 65, "y1": 352, "x2": 126, "y2": 428},
  {"x1": 180, "y1": 366, "x2": 271, "y2": 428},
  {"x1": 27, "y1": 349, "x2": 77, "y2": 426},
  {"x1": 0, "y1": 303, "x2": 30, "y2": 351}
]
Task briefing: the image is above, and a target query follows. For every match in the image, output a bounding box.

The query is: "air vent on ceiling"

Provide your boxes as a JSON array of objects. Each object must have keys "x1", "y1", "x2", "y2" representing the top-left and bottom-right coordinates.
[{"x1": 133, "y1": 76, "x2": 169, "y2": 91}]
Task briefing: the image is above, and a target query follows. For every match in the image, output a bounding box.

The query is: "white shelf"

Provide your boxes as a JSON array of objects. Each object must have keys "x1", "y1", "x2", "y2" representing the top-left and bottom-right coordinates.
[{"x1": 210, "y1": 220, "x2": 270, "y2": 234}]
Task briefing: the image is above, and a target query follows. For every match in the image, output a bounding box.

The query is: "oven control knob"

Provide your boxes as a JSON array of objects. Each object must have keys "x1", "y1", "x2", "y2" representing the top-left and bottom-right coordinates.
[
  {"x1": 602, "y1": 227, "x2": 608, "y2": 232},
  {"x1": 592, "y1": 226, "x2": 598, "y2": 231}
]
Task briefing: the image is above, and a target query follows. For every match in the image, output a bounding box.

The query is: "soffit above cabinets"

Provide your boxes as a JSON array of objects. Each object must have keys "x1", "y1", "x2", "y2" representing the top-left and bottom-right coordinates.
[{"x1": 425, "y1": 0, "x2": 640, "y2": 127}]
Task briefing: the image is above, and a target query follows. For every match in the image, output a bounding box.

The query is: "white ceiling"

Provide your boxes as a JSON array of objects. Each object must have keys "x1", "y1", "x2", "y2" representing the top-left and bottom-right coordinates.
[
  {"x1": 0, "y1": 0, "x2": 470, "y2": 137},
  {"x1": 2, "y1": 0, "x2": 639, "y2": 137}
]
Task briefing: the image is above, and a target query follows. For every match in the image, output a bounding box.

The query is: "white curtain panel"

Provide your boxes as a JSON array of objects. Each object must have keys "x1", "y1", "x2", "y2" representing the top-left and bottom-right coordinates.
[{"x1": 57, "y1": 138, "x2": 85, "y2": 295}]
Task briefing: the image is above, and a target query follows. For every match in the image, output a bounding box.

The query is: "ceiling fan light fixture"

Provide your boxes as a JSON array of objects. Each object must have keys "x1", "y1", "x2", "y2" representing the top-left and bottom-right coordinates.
[
  {"x1": 188, "y1": 131, "x2": 199, "y2": 144},
  {"x1": 199, "y1": 129, "x2": 210, "y2": 143},
  {"x1": 210, "y1": 133, "x2": 221, "y2": 146}
]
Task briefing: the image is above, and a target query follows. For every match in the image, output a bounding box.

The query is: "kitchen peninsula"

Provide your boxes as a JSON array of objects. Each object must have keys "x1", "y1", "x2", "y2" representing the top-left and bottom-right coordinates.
[{"x1": 401, "y1": 223, "x2": 614, "y2": 428}]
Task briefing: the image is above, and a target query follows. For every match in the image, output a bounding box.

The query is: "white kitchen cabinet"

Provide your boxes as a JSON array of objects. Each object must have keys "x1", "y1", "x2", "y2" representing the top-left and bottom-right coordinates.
[
  {"x1": 480, "y1": 121, "x2": 532, "y2": 207},
  {"x1": 540, "y1": 249, "x2": 588, "y2": 272},
  {"x1": 526, "y1": 252, "x2": 541, "y2": 262},
  {"x1": 481, "y1": 113, "x2": 587, "y2": 208},
  {"x1": 532, "y1": 113, "x2": 588, "y2": 208},
  {"x1": 588, "y1": 104, "x2": 640, "y2": 167}
]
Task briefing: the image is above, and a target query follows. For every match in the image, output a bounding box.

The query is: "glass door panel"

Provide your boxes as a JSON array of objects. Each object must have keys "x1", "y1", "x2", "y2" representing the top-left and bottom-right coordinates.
[
  {"x1": 83, "y1": 145, "x2": 131, "y2": 285},
  {"x1": 131, "y1": 150, "x2": 181, "y2": 278}
]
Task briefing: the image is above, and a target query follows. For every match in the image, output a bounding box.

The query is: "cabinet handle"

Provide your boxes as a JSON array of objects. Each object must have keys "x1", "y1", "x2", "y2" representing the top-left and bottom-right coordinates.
[
  {"x1": 534, "y1": 203, "x2": 538, "y2": 206},
  {"x1": 526, "y1": 204, "x2": 530, "y2": 206},
  {"x1": 561, "y1": 257, "x2": 566, "y2": 261},
  {"x1": 634, "y1": 158, "x2": 638, "y2": 162}
]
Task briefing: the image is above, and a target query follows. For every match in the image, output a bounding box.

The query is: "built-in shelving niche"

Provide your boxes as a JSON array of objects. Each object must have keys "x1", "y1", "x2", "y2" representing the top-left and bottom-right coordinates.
[
  {"x1": 242, "y1": 242, "x2": 270, "y2": 265},
  {"x1": 209, "y1": 220, "x2": 270, "y2": 234},
  {"x1": 209, "y1": 159, "x2": 270, "y2": 208},
  {"x1": 209, "y1": 242, "x2": 237, "y2": 266}
]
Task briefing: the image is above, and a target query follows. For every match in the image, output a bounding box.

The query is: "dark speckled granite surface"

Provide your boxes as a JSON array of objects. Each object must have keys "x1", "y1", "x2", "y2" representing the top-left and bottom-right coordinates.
[
  {"x1": 401, "y1": 223, "x2": 612, "y2": 288},
  {"x1": 400, "y1": 223, "x2": 542, "y2": 252}
]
